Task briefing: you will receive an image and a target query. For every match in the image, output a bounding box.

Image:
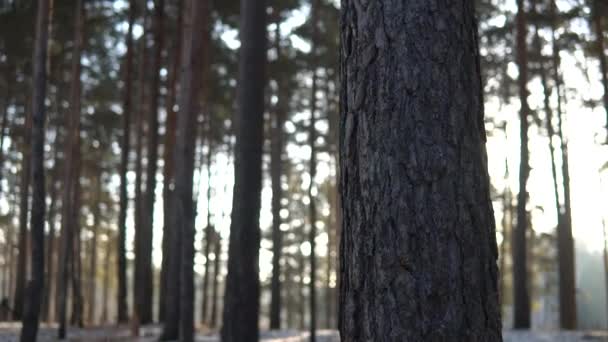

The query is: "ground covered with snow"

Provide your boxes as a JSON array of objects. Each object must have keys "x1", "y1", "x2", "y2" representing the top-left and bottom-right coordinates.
[{"x1": 0, "y1": 323, "x2": 607, "y2": 341}]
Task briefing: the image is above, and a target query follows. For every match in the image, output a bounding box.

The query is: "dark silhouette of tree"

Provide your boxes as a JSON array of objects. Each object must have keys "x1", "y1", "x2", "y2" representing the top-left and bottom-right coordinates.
[
  {"x1": 221, "y1": 0, "x2": 267, "y2": 339},
  {"x1": 57, "y1": 0, "x2": 84, "y2": 338},
  {"x1": 18, "y1": 0, "x2": 50, "y2": 339},
  {"x1": 513, "y1": 0, "x2": 531, "y2": 329},
  {"x1": 117, "y1": 0, "x2": 135, "y2": 325}
]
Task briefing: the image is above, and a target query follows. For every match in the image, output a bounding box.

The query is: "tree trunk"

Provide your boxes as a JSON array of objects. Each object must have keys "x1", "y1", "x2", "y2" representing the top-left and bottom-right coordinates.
[
  {"x1": 210, "y1": 229, "x2": 221, "y2": 329},
  {"x1": 592, "y1": 0, "x2": 608, "y2": 142},
  {"x1": 269, "y1": 15, "x2": 286, "y2": 331},
  {"x1": 133, "y1": 4, "x2": 149, "y2": 329},
  {"x1": 201, "y1": 134, "x2": 213, "y2": 325},
  {"x1": 159, "y1": 0, "x2": 183, "y2": 323},
  {"x1": 160, "y1": 0, "x2": 205, "y2": 339},
  {"x1": 14, "y1": 94, "x2": 32, "y2": 322},
  {"x1": 220, "y1": 0, "x2": 266, "y2": 339},
  {"x1": 550, "y1": 0, "x2": 577, "y2": 329},
  {"x1": 177, "y1": 0, "x2": 207, "y2": 339},
  {"x1": 87, "y1": 173, "x2": 101, "y2": 325},
  {"x1": 138, "y1": 0, "x2": 165, "y2": 324},
  {"x1": 308, "y1": 2, "x2": 319, "y2": 340},
  {"x1": 71, "y1": 174, "x2": 83, "y2": 328},
  {"x1": 512, "y1": 0, "x2": 531, "y2": 329},
  {"x1": 338, "y1": 1, "x2": 502, "y2": 340},
  {"x1": 42, "y1": 148, "x2": 59, "y2": 323},
  {"x1": 57, "y1": 0, "x2": 83, "y2": 338},
  {"x1": 18, "y1": 0, "x2": 50, "y2": 339},
  {"x1": 117, "y1": 0, "x2": 136, "y2": 324}
]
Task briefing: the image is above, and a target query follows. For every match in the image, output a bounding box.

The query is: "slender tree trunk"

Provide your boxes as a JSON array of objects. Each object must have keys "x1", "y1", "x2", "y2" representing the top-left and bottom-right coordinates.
[
  {"x1": 220, "y1": 0, "x2": 266, "y2": 339},
  {"x1": 87, "y1": 173, "x2": 101, "y2": 325},
  {"x1": 18, "y1": 0, "x2": 50, "y2": 339},
  {"x1": 137, "y1": 0, "x2": 165, "y2": 324},
  {"x1": 101, "y1": 232, "x2": 111, "y2": 324},
  {"x1": 210, "y1": 229, "x2": 221, "y2": 329},
  {"x1": 592, "y1": 0, "x2": 608, "y2": 141},
  {"x1": 178, "y1": 0, "x2": 207, "y2": 339},
  {"x1": 269, "y1": 16, "x2": 286, "y2": 331},
  {"x1": 201, "y1": 135, "x2": 213, "y2": 324},
  {"x1": 71, "y1": 175, "x2": 83, "y2": 328},
  {"x1": 133, "y1": 4, "x2": 149, "y2": 330},
  {"x1": 339, "y1": 1, "x2": 502, "y2": 340},
  {"x1": 159, "y1": 0, "x2": 183, "y2": 323},
  {"x1": 512, "y1": 0, "x2": 531, "y2": 329},
  {"x1": 14, "y1": 96, "x2": 32, "y2": 321},
  {"x1": 308, "y1": 2, "x2": 319, "y2": 340},
  {"x1": 57, "y1": 0, "x2": 83, "y2": 337},
  {"x1": 42, "y1": 148, "x2": 59, "y2": 323},
  {"x1": 550, "y1": 0, "x2": 577, "y2": 329},
  {"x1": 0, "y1": 77, "x2": 11, "y2": 197},
  {"x1": 117, "y1": 0, "x2": 135, "y2": 325},
  {"x1": 499, "y1": 157, "x2": 511, "y2": 316}
]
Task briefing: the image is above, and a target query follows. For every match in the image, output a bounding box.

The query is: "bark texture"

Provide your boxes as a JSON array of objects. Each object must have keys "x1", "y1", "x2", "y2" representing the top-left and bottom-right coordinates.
[
  {"x1": 338, "y1": 1, "x2": 502, "y2": 340},
  {"x1": 220, "y1": 0, "x2": 267, "y2": 338},
  {"x1": 19, "y1": 0, "x2": 50, "y2": 339}
]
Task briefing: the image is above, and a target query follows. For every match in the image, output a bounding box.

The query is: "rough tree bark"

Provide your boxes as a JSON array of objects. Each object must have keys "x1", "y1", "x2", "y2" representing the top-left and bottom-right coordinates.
[
  {"x1": 512, "y1": 0, "x2": 531, "y2": 329},
  {"x1": 18, "y1": 0, "x2": 50, "y2": 339},
  {"x1": 57, "y1": 0, "x2": 84, "y2": 338},
  {"x1": 117, "y1": 0, "x2": 135, "y2": 325},
  {"x1": 220, "y1": 0, "x2": 267, "y2": 339},
  {"x1": 339, "y1": 1, "x2": 502, "y2": 340}
]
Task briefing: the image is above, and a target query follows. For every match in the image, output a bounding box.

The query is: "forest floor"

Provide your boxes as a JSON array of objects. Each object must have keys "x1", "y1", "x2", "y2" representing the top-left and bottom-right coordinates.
[{"x1": 0, "y1": 323, "x2": 607, "y2": 341}]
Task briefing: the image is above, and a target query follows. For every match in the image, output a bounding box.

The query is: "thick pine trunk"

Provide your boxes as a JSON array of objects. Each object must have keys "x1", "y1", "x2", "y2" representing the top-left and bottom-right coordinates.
[
  {"x1": 117, "y1": 0, "x2": 135, "y2": 325},
  {"x1": 339, "y1": 1, "x2": 502, "y2": 340},
  {"x1": 57, "y1": 0, "x2": 84, "y2": 338},
  {"x1": 220, "y1": 0, "x2": 266, "y2": 339},
  {"x1": 18, "y1": 0, "x2": 50, "y2": 339},
  {"x1": 513, "y1": 0, "x2": 531, "y2": 329}
]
